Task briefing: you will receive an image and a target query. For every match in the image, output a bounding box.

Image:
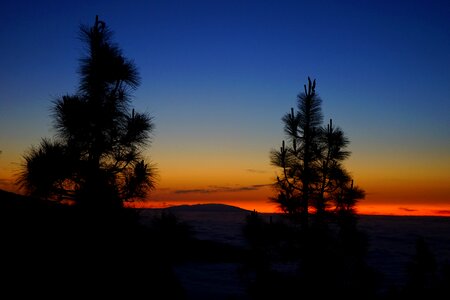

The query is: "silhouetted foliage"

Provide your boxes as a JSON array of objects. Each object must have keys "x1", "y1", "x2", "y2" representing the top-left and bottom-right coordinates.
[
  {"x1": 149, "y1": 211, "x2": 193, "y2": 247},
  {"x1": 403, "y1": 237, "x2": 437, "y2": 297},
  {"x1": 383, "y1": 236, "x2": 450, "y2": 299},
  {"x1": 271, "y1": 77, "x2": 365, "y2": 228},
  {"x1": 17, "y1": 16, "x2": 155, "y2": 211},
  {"x1": 243, "y1": 211, "x2": 299, "y2": 274},
  {"x1": 242, "y1": 211, "x2": 378, "y2": 299}
]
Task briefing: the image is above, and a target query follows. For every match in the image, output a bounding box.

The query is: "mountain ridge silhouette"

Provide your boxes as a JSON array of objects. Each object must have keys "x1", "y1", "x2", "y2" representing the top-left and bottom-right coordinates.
[{"x1": 161, "y1": 203, "x2": 251, "y2": 213}]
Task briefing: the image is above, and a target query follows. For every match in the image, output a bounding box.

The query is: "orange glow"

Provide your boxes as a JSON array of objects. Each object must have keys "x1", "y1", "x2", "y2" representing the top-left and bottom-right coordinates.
[
  {"x1": 356, "y1": 203, "x2": 450, "y2": 217},
  {"x1": 2, "y1": 154, "x2": 450, "y2": 217},
  {"x1": 129, "y1": 184, "x2": 279, "y2": 213},
  {"x1": 128, "y1": 198, "x2": 450, "y2": 217}
]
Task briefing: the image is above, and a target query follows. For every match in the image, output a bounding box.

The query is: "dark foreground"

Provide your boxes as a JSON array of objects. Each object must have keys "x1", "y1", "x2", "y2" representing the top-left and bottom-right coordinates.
[
  {"x1": 2, "y1": 190, "x2": 450, "y2": 299},
  {"x1": 0, "y1": 190, "x2": 186, "y2": 298},
  {"x1": 141, "y1": 206, "x2": 450, "y2": 299}
]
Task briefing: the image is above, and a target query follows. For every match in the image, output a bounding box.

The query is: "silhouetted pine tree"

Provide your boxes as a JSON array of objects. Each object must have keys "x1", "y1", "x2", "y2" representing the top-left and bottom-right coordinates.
[
  {"x1": 271, "y1": 77, "x2": 364, "y2": 228},
  {"x1": 17, "y1": 16, "x2": 155, "y2": 211}
]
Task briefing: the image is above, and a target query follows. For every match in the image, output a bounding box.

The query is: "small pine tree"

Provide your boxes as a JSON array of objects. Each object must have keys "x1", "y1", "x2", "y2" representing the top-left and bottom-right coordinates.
[{"x1": 271, "y1": 77, "x2": 364, "y2": 228}]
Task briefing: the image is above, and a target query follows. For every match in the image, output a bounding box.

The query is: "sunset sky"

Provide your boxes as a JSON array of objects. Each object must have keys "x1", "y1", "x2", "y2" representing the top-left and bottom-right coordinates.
[{"x1": 1, "y1": 0, "x2": 449, "y2": 216}]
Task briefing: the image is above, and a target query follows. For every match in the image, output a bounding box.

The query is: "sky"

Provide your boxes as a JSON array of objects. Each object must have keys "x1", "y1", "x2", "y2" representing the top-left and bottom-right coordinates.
[{"x1": 1, "y1": 0, "x2": 449, "y2": 216}]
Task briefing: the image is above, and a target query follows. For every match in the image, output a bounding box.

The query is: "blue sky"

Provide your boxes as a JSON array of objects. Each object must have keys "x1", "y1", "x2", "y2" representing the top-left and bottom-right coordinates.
[{"x1": 1, "y1": 0, "x2": 449, "y2": 213}]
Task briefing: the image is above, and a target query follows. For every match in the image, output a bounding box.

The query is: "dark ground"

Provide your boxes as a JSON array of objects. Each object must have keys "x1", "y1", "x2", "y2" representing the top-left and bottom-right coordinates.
[{"x1": 2, "y1": 190, "x2": 450, "y2": 299}]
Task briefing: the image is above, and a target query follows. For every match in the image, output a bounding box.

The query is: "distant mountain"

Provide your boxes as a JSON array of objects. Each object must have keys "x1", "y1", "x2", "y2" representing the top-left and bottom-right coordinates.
[
  {"x1": 0, "y1": 189, "x2": 250, "y2": 215},
  {"x1": 165, "y1": 203, "x2": 250, "y2": 213}
]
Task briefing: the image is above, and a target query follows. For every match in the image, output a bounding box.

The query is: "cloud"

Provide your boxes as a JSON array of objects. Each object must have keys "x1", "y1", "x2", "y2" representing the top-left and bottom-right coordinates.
[
  {"x1": 399, "y1": 207, "x2": 417, "y2": 212},
  {"x1": 250, "y1": 184, "x2": 271, "y2": 188},
  {"x1": 434, "y1": 210, "x2": 450, "y2": 216},
  {"x1": 175, "y1": 189, "x2": 212, "y2": 194},
  {"x1": 174, "y1": 184, "x2": 271, "y2": 194},
  {"x1": 154, "y1": 187, "x2": 172, "y2": 191},
  {"x1": 246, "y1": 169, "x2": 266, "y2": 174}
]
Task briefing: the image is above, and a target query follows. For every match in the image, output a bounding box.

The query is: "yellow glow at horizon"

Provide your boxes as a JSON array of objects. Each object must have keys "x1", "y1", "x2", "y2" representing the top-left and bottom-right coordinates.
[{"x1": 1, "y1": 140, "x2": 449, "y2": 217}]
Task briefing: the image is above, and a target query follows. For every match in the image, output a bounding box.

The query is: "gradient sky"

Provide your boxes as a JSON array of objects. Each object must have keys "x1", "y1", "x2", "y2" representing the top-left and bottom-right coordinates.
[{"x1": 1, "y1": 0, "x2": 449, "y2": 216}]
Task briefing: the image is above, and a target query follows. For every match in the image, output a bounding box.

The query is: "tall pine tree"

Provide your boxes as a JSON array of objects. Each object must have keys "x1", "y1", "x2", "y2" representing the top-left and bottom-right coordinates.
[{"x1": 18, "y1": 16, "x2": 155, "y2": 211}]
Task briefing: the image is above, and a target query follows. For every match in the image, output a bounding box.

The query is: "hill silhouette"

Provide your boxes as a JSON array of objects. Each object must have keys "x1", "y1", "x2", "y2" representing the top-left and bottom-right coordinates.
[{"x1": 165, "y1": 203, "x2": 250, "y2": 213}]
